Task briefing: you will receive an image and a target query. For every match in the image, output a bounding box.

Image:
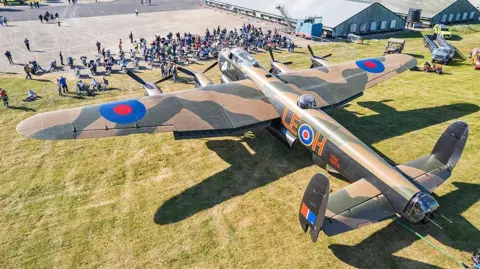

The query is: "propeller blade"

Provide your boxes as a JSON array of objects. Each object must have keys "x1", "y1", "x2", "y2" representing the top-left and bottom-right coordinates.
[
  {"x1": 126, "y1": 70, "x2": 146, "y2": 85},
  {"x1": 154, "y1": 74, "x2": 173, "y2": 85},
  {"x1": 321, "y1": 53, "x2": 332, "y2": 59},
  {"x1": 202, "y1": 61, "x2": 218, "y2": 74},
  {"x1": 269, "y1": 49, "x2": 275, "y2": 62},
  {"x1": 283, "y1": 61, "x2": 293, "y2": 65},
  {"x1": 307, "y1": 45, "x2": 315, "y2": 57},
  {"x1": 177, "y1": 66, "x2": 196, "y2": 77}
]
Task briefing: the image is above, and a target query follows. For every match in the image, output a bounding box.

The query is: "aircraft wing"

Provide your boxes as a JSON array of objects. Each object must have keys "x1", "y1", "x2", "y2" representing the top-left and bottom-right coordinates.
[
  {"x1": 277, "y1": 54, "x2": 417, "y2": 109},
  {"x1": 322, "y1": 179, "x2": 396, "y2": 236},
  {"x1": 16, "y1": 80, "x2": 280, "y2": 140}
]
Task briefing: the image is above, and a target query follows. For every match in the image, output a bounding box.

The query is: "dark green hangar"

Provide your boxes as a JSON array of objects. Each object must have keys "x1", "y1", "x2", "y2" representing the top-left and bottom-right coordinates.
[
  {"x1": 378, "y1": 0, "x2": 480, "y2": 25},
  {"x1": 204, "y1": 0, "x2": 405, "y2": 38}
]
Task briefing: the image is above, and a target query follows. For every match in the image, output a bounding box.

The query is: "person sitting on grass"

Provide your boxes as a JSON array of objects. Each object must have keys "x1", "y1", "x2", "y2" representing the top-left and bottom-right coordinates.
[
  {"x1": 91, "y1": 78, "x2": 100, "y2": 91},
  {"x1": 76, "y1": 80, "x2": 94, "y2": 96},
  {"x1": 76, "y1": 80, "x2": 86, "y2": 93},
  {"x1": 0, "y1": 88, "x2": 9, "y2": 108},
  {"x1": 423, "y1": 61, "x2": 432, "y2": 72},
  {"x1": 23, "y1": 89, "x2": 40, "y2": 102}
]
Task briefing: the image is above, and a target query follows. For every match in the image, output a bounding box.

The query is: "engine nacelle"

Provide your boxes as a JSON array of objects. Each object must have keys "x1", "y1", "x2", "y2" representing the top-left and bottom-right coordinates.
[
  {"x1": 266, "y1": 122, "x2": 297, "y2": 149},
  {"x1": 195, "y1": 74, "x2": 214, "y2": 87},
  {"x1": 221, "y1": 74, "x2": 232, "y2": 84},
  {"x1": 271, "y1": 62, "x2": 293, "y2": 75},
  {"x1": 143, "y1": 82, "x2": 162, "y2": 96}
]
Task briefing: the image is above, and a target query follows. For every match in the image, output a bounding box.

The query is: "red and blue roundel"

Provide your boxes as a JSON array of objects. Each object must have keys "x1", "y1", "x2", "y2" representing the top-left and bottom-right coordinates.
[
  {"x1": 299, "y1": 124, "x2": 314, "y2": 146},
  {"x1": 355, "y1": 59, "x2": 385, "y2": 73},
  {"x1": 99, "y1": 99, "x2": 147, "y2": 124}
]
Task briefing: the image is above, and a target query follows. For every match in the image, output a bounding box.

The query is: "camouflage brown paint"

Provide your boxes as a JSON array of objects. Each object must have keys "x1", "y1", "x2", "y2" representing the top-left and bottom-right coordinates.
[
  {"x1": 240, "y1": 54, "x2": 420, "y2": 215},
  {"x1": 16, "y1": 79, "x2": 279, "y2": 140},
  {"x1": 17, "y1": 50, "x2": 424, "y2": 225}
]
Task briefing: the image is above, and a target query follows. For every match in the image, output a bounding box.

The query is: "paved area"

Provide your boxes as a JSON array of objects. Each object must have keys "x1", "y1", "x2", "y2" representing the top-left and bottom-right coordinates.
[
  {"x1": 0, "y1": 8, "x2": 306, "y2": 74},
  {"x1": 0, "y1": 0, "x2": 200, "y2": 22}
]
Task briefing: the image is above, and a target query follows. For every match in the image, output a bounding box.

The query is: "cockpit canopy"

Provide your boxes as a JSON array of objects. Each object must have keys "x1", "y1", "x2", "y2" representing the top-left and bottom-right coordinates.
[
  {"x1": 230, "y1": 49, "x2": 260, "y2": 67},
  {"x1": 297, "y1": 94, "x2": 317, "y2": 109}
]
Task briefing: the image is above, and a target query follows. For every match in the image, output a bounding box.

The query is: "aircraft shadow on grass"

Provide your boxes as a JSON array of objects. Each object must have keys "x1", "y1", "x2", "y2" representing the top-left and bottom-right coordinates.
[
  {"x1": 329, "y1": 182, "x2": 480, "y2": 269},
  {"x1": 155, "y1": 101, "x2": 479, "y2": 225},
  {"x1": 154, "y1": 102, "x2": 479, "y2": 266}
]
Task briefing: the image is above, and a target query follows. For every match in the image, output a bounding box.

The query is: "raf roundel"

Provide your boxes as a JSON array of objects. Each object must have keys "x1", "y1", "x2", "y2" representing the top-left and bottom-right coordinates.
[
  {"x1": 99, "y1": 99, "x2": 147, "y2": 124},
  {"x1": 298, "y1": 124, "x2": 314, "y2": 146},
  {"x1": 355, "y1": 58, "x2": 385, "y2": 73}
]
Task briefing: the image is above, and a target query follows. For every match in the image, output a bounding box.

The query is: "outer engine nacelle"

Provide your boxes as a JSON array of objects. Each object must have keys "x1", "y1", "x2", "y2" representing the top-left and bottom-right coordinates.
[
  {"x1": 144, "y1": 82, "x2": 163, "y2": 96},
  {"x1": 266, "y1": 122, "x2": 297, "y2": 149}
]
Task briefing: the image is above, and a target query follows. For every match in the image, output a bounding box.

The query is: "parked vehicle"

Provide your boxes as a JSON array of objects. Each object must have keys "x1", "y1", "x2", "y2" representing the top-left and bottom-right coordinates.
[
  {"x1": 423, "y1": 34, "x2": 454, "y2": 64},
  {"x1": 433, "y1": 24, "x2": 452, "y2": 39},
  {"x1": 383, "y1": 38, "x2": 405, "y2": 55}
]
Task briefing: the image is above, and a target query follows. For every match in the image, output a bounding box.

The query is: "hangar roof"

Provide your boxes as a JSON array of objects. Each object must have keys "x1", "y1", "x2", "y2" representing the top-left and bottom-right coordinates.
[
  {"x1": 213, "y1": 0, "x2": 375, "y2": 28},
  {"x1": 214, "y1": 0, "x2": 480, "y2": 24},
  {"x1": 373, "y1": 0, "x2": 479, "y2": 18},
  {"x1": 468, "y1": 0, "x2": 480, "y2": 8}
]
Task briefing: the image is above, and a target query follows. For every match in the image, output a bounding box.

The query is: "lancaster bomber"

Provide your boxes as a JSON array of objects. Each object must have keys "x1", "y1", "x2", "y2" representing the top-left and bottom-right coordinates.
[{"x1": 16, "y1": 48, "x2": 469, "y2": 241}]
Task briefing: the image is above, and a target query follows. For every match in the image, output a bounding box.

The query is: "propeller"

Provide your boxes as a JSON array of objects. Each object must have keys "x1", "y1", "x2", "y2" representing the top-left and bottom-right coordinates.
[
  {"x1": 176, "y1": 61, "x2": 218, "y2": 87},
  {"x1": 177, "y1": 66, "x2": 195, "y2": 77},
  {"x1": 127, "y1": 70, "x2": 146, "y2": 85},
  {"x1": 128, "y1": 69, "x2": 173, "y2": 85},
  {"x1": 154, "y1": 75, "x2": 173, "y2": 85},
  {"x1": 269, "y1": 50, "x2": 293, "y2": 65},
  {"x1": 177, "y1": 61, "x2": 218, "y2": 77},
  {"x1": 307, "y1": 44, "x2": 332, "y2": 60},
  {"x1": 268, "y1": 50, "x2": 293, "y2": 74},
  {"x1": 308, "y1": 45, "x2": 332, "y2": 68},
  {"x1": 202, "y1": 61, "x2": 218, "y2": 74}
]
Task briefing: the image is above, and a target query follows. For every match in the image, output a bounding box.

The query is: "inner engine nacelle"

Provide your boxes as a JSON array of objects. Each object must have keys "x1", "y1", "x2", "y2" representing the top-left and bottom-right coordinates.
[
  {"x1": 144, "y1": 82, "x2": 162, "y2": 96},
  {"x1": 266, "y1": 122, "x2": 297, "y2": 149},
  {"x1": 221, "y1": 74, "x2": 232, "y2": 84},
  {"x1": 195, "y1": 74, "x2": 214, "y2": 88},
  {"x1": 271, "y1": 62, "x2": 293, "y2": 75}
]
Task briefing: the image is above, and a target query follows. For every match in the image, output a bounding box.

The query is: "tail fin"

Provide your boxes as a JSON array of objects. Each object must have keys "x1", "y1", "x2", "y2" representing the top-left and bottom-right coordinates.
[
  {"x1": 396, "y1": 121, "x2": 469, "y2": 193},
  {"x1": 299, "y1": 173, "x2": 330, "y2": 242},
  {"x1": 431, "y1": 121, "x2": 469, "y2": 170}
]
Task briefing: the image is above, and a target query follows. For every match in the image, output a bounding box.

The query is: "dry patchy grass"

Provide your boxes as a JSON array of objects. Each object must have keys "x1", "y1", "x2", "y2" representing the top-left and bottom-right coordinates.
[{"x1": 0, "y1": 29, "x2": 479, "y2": 269}]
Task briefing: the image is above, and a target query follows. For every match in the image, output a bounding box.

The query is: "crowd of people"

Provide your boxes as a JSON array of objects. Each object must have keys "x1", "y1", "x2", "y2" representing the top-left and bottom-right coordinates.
[
  {"x1": 2, "y1": 23, "x2": 296, "y2": 107},
  {"x1": 38, "y1": 11, "x2": 61, "y2": 26},
  {"x1": 66, "y1": 23, "x2": 294, "y2": 84}
]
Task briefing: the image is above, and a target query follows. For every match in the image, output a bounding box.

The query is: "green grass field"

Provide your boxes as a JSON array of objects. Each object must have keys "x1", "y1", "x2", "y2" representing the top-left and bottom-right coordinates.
[{"x1": 1, "y1": 28, "x2": 479, "y2": 268}]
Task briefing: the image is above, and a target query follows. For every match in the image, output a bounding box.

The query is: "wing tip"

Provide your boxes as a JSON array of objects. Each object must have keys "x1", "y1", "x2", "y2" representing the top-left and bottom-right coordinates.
[
  {"x1": 16, "y1": 113, "x2": 72, "y2": 140},
  {"x1": 16, "y1": 116, "x2": 36, "y2": 139}
]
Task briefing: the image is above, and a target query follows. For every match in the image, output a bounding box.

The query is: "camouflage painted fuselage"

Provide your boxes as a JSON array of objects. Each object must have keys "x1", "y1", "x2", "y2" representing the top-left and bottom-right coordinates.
[{"x1": 239, "y1": 63, "x2": 421, "y2": 217}]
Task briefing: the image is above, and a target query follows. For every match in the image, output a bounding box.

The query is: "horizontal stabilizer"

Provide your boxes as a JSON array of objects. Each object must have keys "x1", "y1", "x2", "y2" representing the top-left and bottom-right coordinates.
[
  {"x1": 396, "y1": 121, "x2": 469, "y2": 193},
  {"x1": 322, "y1": 179, "x2": 395, "y2": 236}
]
